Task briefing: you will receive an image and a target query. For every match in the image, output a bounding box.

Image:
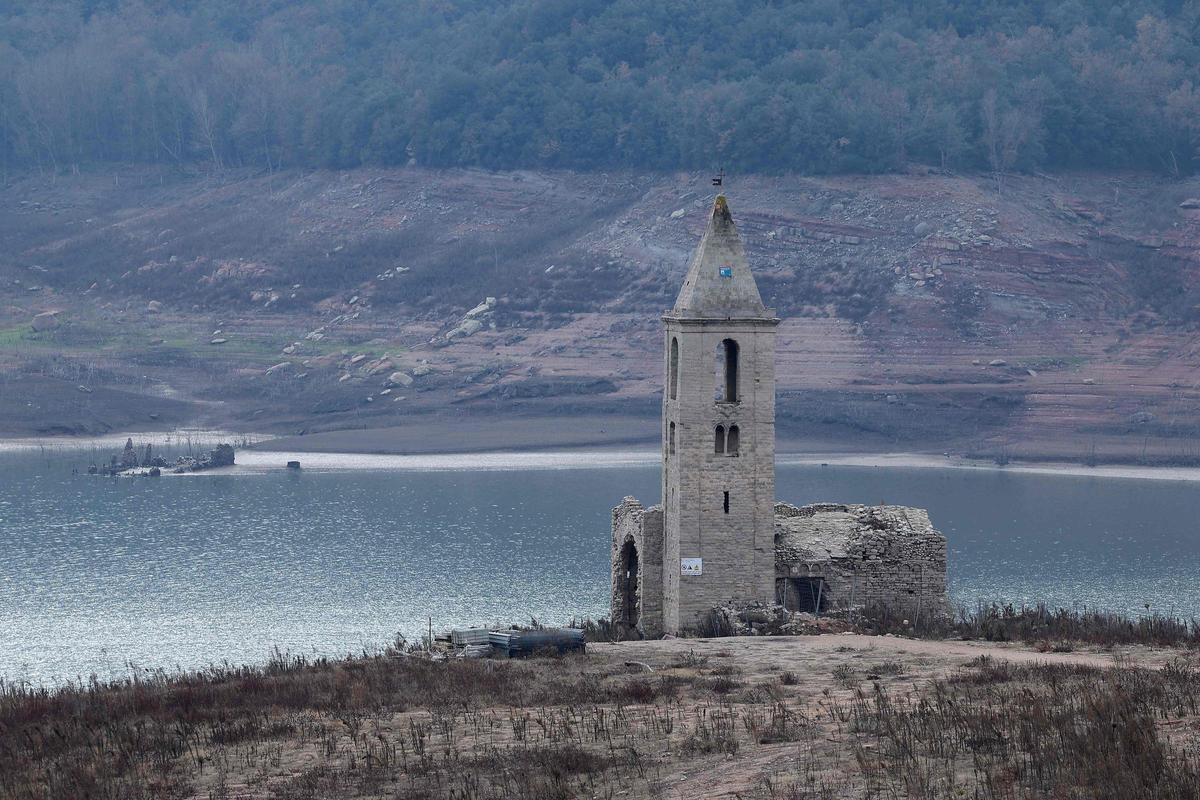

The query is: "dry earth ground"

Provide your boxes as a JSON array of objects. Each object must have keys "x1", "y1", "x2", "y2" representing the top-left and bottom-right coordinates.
[{"x1": 167, "y1": 636, "x2": 1198, "y2": 799}]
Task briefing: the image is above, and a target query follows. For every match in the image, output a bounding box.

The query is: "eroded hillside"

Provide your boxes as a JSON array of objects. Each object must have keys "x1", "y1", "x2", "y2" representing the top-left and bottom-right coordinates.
[{"x1": 2, "y1": 167, "x2": 1199, "y2": 461}]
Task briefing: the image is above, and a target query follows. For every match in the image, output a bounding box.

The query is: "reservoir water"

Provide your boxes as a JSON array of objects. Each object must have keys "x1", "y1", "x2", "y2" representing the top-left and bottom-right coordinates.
[{"x1": 1, "y1": 444, "x2": 1198, "y2": 685}]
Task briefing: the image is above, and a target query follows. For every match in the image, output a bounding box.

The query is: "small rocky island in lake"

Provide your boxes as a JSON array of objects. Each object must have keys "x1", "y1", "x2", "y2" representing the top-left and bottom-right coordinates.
[{"x1": 89, "y1": 438, "x2": 235, "y2": 476}]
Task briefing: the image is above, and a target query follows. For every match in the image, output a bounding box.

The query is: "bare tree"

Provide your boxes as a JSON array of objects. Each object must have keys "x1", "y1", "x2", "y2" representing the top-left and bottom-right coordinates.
[{"x1": 981, "y1": 88, "x2": 1036, "y2": 193}]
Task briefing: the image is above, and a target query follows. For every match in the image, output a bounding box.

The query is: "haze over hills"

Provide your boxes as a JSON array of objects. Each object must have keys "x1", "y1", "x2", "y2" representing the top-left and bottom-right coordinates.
[{"x1": 3, "y1": 2, "x2": 1200, "y2": 460}]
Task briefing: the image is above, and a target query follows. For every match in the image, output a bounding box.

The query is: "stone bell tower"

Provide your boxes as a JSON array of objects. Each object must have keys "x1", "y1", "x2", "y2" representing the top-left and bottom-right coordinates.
[{"x1": 660, "y1": 194, "x2": 778, "y2": 634}]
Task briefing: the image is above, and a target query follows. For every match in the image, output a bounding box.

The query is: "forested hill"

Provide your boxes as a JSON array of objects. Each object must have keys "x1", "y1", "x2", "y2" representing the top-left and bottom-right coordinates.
[{"x1": 1, "y1": 1, "x2": 1199, "y2": 177}]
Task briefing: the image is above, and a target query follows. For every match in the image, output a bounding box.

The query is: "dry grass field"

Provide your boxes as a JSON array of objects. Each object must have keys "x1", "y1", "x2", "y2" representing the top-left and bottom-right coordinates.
[{"x1": 3, "y1": 611, "x2": 1199, "y2": 800}]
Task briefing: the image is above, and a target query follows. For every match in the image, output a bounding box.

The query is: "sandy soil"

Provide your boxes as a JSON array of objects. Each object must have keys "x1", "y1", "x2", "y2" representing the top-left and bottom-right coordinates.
[{"x1": 586, "y1": 635, "x2": 1186, "y2": 799}]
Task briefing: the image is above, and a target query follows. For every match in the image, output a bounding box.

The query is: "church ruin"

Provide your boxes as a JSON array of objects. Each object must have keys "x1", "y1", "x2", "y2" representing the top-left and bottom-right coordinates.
[{"x1": 611, "y1": 195, "x2": 948, "y2": 637}]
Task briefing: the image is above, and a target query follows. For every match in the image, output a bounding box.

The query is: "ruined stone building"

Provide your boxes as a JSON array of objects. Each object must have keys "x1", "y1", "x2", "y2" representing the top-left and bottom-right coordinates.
[{"x1": 611, "y1": 196, "x2": 948, "y2": 637}]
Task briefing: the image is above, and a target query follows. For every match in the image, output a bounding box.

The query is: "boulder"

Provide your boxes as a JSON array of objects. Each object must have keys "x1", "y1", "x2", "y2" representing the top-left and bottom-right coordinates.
[
  {"x1": 386, "y1": 371, "x2": 414, "y2": 388},
  {"x1": 31, "y1": 311, "x2": 60, "y2": 332},
  {"x1": 146, "y1": 300, "x2": 163, "y2": 313},
  {"x1": 464, "y1": 297, "x2": 496, "y2": 319},
  {"x1": 446, "y1": 318, "x2": 483, "y2": 340}
]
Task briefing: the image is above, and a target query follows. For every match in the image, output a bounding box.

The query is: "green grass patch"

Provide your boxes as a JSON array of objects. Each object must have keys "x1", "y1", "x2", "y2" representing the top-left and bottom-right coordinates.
[{"x1": 0, "y1": 326, "x2": 28, "y2": 347}]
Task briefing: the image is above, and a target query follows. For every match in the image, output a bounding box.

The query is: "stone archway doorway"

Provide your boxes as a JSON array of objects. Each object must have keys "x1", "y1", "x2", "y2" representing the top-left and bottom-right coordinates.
[{"x1": 620, "y1": 539, "x2": 640, "y2": 631}]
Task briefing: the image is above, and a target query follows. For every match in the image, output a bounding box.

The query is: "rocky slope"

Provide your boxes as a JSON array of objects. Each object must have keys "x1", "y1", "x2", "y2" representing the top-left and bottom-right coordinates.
[{"x1": 2, "y1": 166, "x2": 1200, "y2": 461}]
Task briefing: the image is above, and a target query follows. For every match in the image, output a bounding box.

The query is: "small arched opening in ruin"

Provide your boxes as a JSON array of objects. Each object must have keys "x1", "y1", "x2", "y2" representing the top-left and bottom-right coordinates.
[
  {"x1": 776, "y1": 577, "x2": 830, "y2": 614},
  {"x1": 669, "y1": 337, "x2": 679, "y2": 400},
  {"x1": 726, "y1": 425, "x2": 739, "y2": 454},
  {"x1": 714, "y1": 424, "x2": 725, "y2": 453},
  {"x1": 620, "y1": 539, "x2": 640, "y2": 630},
  {"x1": 715, "y1": 338, "x2": 739, "y2": 402},
  {"x1": 669, "y1": 421, "x2": 676, "y2": 455}
]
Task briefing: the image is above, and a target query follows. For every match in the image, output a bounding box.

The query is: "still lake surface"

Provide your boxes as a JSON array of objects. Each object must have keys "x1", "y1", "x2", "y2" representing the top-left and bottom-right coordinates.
[{"x1": 1, "y1": 444, "x2": 1198, "y2": 685}]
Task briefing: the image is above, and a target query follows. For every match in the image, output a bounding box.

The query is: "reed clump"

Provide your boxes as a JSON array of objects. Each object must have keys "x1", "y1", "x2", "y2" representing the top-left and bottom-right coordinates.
[{"x1": 861, "y1": 602, "x2": 1200, "y2": 647}]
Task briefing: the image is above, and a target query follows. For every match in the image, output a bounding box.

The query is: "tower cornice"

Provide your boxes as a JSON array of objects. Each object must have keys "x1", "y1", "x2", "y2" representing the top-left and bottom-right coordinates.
[{"x1": 662, "y1": 314, "x2": 780, "y2": 326}]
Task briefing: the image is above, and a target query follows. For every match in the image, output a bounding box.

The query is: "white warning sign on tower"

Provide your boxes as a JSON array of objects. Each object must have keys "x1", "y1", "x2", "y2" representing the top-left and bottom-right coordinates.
[{"x1": 680, "y1": 558, "x2": 703, "y2": 576}]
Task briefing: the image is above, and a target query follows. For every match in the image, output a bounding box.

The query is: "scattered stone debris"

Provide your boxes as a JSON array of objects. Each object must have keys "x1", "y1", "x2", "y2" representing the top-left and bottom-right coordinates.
[
  {"x1": 434, "y1": 297, "x2": 498, "y2": 345},
  {"x1": 701, "y1": 601, "x2": 854, "y2": 637}
]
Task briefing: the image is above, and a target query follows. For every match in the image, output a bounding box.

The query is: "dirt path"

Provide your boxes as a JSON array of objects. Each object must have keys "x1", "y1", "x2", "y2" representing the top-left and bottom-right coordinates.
[{"x1": 592, "y1": 633, "x2": 1175, "y2": 677}]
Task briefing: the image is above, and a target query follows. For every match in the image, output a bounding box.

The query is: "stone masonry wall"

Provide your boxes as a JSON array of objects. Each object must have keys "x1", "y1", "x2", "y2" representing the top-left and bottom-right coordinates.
[
  {"x1": 774, "y1": 502, "x2": 950, "y2": 623},
  {"x1": 610, "y1": 497, "x2": 664, "y2": 638},
  {"x1": 663, "y1": 318, "x2": 777, "y2": 633}
]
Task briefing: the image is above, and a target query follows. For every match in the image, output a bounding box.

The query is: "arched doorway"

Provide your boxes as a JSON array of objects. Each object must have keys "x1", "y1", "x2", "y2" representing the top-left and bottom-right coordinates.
[{"x1": 620, "y1": 539, "x2": 640, "y2": 631}]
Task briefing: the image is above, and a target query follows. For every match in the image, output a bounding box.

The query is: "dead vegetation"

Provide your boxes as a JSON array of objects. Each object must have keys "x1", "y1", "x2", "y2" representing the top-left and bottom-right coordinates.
[
  {"x1": 862, "y1": 602, "x2": 1200, "y2": 648},
  {"x1": 2, "y1": 626, "x2": 1199, "y2": 800}
]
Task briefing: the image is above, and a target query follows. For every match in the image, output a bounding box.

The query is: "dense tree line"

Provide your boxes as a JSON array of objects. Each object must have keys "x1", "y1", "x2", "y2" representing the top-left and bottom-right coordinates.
[{"x1": 1, "y1": 1, "x2": 1200, "y2": 179}]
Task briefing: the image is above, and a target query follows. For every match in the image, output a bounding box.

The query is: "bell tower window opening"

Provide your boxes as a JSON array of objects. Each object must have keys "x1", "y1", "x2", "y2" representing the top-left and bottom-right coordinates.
[
  {"x1": 669, "y1": 337, "x2": 679, "y2": 400},
  {"x1": 715, "y1": 339, "x2": 739, "y2": 403},
  {"x1": 727, "y1": 425, "x2": 739, "y2": 455},
  {"x1": 714, "y1": 425, "x2": 725, "y2": 454}
]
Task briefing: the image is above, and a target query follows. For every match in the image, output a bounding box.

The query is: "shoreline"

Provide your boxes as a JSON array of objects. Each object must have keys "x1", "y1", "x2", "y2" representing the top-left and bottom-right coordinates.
[{"x1": 8, "y1": 428, "x2": 1200, "y2": 482}]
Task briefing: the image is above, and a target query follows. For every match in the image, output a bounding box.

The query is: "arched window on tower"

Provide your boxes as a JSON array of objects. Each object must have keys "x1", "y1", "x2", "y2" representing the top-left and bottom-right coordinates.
[
  {"x1": 715, "y1": 338, "x2": 739, "y2": 402},
  {"x1": 669, "y1": 422, "x2": 676, "y2": 455},
  {"x1": 726, "y1": 425, "x2": 739, "y2": 455},
  {"x1": 714, "y1": 425, "x2": 725, "y2": 454},
  {"x1": 669, "y1": 337, "x2": 679, "y2": 400}
]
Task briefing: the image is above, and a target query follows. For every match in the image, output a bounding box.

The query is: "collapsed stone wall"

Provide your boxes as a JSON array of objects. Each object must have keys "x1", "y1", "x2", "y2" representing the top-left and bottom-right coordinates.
[
  {"x1": 610, "y1": 497, "x2": 664, "y2": 638},
  {"x1": 774, "y1": 502, "x2": 949, "y2": 622},
  {"x1": 611, "y1": 497, "x2": 949, "y2": 637}
]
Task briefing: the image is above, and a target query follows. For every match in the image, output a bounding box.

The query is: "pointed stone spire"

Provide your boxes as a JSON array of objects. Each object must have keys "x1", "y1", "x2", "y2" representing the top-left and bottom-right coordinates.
[{"x1": 670, "y1": 195, "x2": 769, "y2": 319}]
